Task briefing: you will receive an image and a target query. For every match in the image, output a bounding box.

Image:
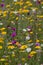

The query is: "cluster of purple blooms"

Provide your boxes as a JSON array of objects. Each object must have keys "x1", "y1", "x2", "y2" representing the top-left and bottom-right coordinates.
[{"x1": 7, "y1": 26, "x2": 17, "y2": 44}]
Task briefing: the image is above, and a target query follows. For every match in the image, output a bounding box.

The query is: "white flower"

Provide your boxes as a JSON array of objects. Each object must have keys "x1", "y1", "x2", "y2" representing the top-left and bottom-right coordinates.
[
  {"x1": 0, "y1": 23, "x2": 3, "y2": 25},
  {"x1": 26, "y1": 36, "x2": 30, "y2": 40},
  {"x1": 41, "y1": 44, "x2": 43, "y2": 47},
  {"x1": 32, "y1": 9, "x2": 36, "y2": 12},
  {"x1": 22, "y1": 15, "x2": 24, "y2": 16},
  {"x1": 23, "y1": 29, "x2": 27, "y2": 32},
  {"x1": 27, "y1": 28, "x2": 31, "y2": 31},
  {"x1": 14, "y1": 11, "x2": 18, "y2": 14},
  {"x1": 29, "y1": 43, "x2": 34, "y2": 46},
  {"x1": 12, "y1": 51, "x2": 15, "y2": 54},
  {"x1": 25, "y1": 63, "x2": 28, "y2": 65},
  {"x1": 14, "y1": 0, "x2": 17, "y2": 2},
  {"x1": 42, "y1": 6, "x2": 43, "y2": 8},
  {"x1": 33, "y1": 0, "x2": 37, "y2": 2},
  {"x1": 26, "y1": 48, "x2": 31, "y2": 52}
]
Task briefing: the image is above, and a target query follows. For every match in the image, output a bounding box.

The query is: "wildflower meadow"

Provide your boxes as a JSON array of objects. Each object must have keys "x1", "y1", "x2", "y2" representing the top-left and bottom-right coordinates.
[{"x1": 0, "y1": 0, "x2": 43, "y2": 65}]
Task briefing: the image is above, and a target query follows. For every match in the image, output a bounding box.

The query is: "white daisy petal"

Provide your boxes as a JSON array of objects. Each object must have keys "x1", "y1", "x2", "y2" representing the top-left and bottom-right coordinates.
[
  {"x1": 26, "y1": 36, "x2": 30, "y2": 40},
  {"x1": 25, "y1": 63, "x2": 28, "y2": 65},
  {"x1": 0, "y1": 23, "x2": 3, "y2": 25},
  {"x1": 26, "y1": 48, "x2": 31, "y2": 52},
  {"x1": 23, "y1": 29, "x2": 27, "y2": 32},
  {"x1": 14, "y1": 0, "x2": 17, "y2": 2}
]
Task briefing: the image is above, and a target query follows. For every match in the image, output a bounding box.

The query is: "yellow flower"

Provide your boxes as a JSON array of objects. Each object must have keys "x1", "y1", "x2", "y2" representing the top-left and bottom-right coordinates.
[
  {"x1": 23, "y1": 6, "x2": 27, "y2": 9},
  {"x1": 0, "y1": 38, "x2": 4, "y2": 43},
  {"x1": 10, "y1": 11, "x2": 14, "y2": 15},
  {"x1": 36, "y1": 39, "x2": 40, "y2": 42},
  {"x1": 3, "y1": 11, "x2": 8, "y2": 14},
  {"x1": 0, "y1": 58, "x2": 6, "y2": 61},
  {"x1": 30, "y1": 19, "x2": 34, "y2": 22},
  {"x1": 28, "y1": 3, "x2": 32, "y2": 6},
  {"x1": 22, "y1": 10, "x2": 29, "y2": 13},
  {"x1": 16, "y1": 17, "x2": 19, "y2": 20},
  {"x1": 3, "y1": 13, "x2": 7, "y2": 16},
  {"x1": 0, "y1": 10, "x2": 3, "y2": 15},
  {"x1": 0, "y1": 27, "x2": 6, "y2": 31},
  {"x1": 8, "y1": 46, "x2": 15, "y2": 49},
  {"x1": 6, "y1": 5, "x2": 10, "y2": 8},
  {"x1": 41, "y1": 2, "x2": 43, "y2": 4},
  {"x1": 30, "y1": 51, "x2": 36, "y2": 55},
  {"x1": 0, "y1": 46, "x2": 2, "y2": 49},
  {"x1": 30, "y1": 32, "x2": 33, "y2": 34},
  {"x1": 1, "y1": 31, "x2": 7, "y2": 35},
  {"x1": 22, "y1": 58, "x2": 25, "y2": 61},
  {"x1": 28, "y1": 40, "x2": 32, "y2": 43},
  {"x1": 20, "y1": 45, "x2": 28, "y2": 50},
  {"x1": 5, "y1": 55, "x2": 9, "y2": 58},
  {"x1": 37, "y1": 15, "x2": 43, "y2": 18},
  {"x1": 18, "y1": 9, "x2": 29, "y2": 13},
  {"x1": 38, "y1": 28, "x2": 42, "y2": 31},
  {"x1": 20, "y1": 2, "x2": 23, "y2": 6},
  {"x1": 0, "y1": 38, "x2": 4, "y2": 40},
  {"x1": 3, "y1": 11, "x2": 8, "y2": 17},
  {"x1": 31, "y1": 7, "x2": 38, "y2": 10},
  {"x1": 35, "y1": 46, "x2": 41, "y2": 49},
  {"x1": 12, "y1": 54, "x2": 15, "y2": 57},
  {"x1": 8, "y1": 42, "x2": 12, "y2": 45},
  {"x1": 16, "y1": 42, "x2": 20, "y2": 46},
  {"x1": 0, "y1": 40, "x2": 4, "y2": 43}
]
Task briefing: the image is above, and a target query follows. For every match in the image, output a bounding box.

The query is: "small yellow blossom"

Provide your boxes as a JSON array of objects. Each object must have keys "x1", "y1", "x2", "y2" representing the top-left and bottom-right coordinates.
[
  {"x1": 0, "y1": 27, "x2": 6, "y2": 31},
  {"x1": 0, "y1": 58, "x2": 6, "y2": 61},
  {"x1": 8, "y1": 46, "x2": 15, "y2": 49},
  {"x1": 30, "y1": 51, "x2": 36, "y2": 55},
  {"x1": 1, "y1": 31, "x2": 7, "y2": 35},
  {"x1": 41, "y1": 2, "x2": 43, "y2": 4},
  {"x1": 0, "y1": 46, "x2": 3, "y2": 49},
  {"x1": 16, "y1": 17, "x2": 19, "y2": 20},
  {"x1": 6, "y1": 5, "x2": 10, "y2": 8},
  {"x1": 16, "y1": 42, "x2": 20, "y2": 46},
  {"x1": 30, "y1": 32, "x2": 33, "y2": 34},
  {"x1": 0, "y1": 40, "x2": 4, "y2": 43},
  {"x1": 20, "y1": 45, "x2": 28, "y2": 50},
  {"x1": 12, "y1": 54, "x2": 15, "y2": 57},
  {"x1": 26, "y1": 1, "x2": 30, "y2": 3},
  {"x1": 36, "y1": 39, "x2": 40, "y2": 42},
  {"x1": 0, "y1": 38, "x2": 4, "y2": 40},
  {"x1": 28, "y1": 40, "x2": 32, "y2": 43},
  {"x1": 35, "y1": 46, "x2": 41, "y2": 49},
  {"x1": 38, "y1": 28, "x2": 42, "y2": 31},
  {"x1": 22, "y1": 58, "x2": 25, "y2": 61},
  {"x1": 8, "y1": 42, "x2": 12, "y2": 45}
]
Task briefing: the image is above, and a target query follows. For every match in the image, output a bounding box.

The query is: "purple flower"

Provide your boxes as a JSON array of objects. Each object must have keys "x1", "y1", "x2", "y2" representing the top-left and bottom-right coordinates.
[
  {"x1": 35, "y1": 42, "x2": 40, "y2": 46},
  {"x1": 11, "y1": 32, "x2": 16, "y2": 37},
  {"x1": 36, "y1": 0, "x2": 41, "y2": 5},
  {"x1": 2, "y1": 0, "x2": 4, "y2": 2},
  {"x1": 27, "y1": 26, "x2": 31, "y2": 29},
  {"x1": 11, "y1": 27, "x2": 16, "y2": 31},
  {"x1": 1, "y1": 3, "x2": 4, "y2": 7},
  {"x1": 28, "y1": 55, "x2": 31, "y2": 58},
  {"x1": 18, "y1": 64, "x2": 21, "y2": 65},
  {"x1": 12, "y1": 40, "x2": 16, "y2": 44}
]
